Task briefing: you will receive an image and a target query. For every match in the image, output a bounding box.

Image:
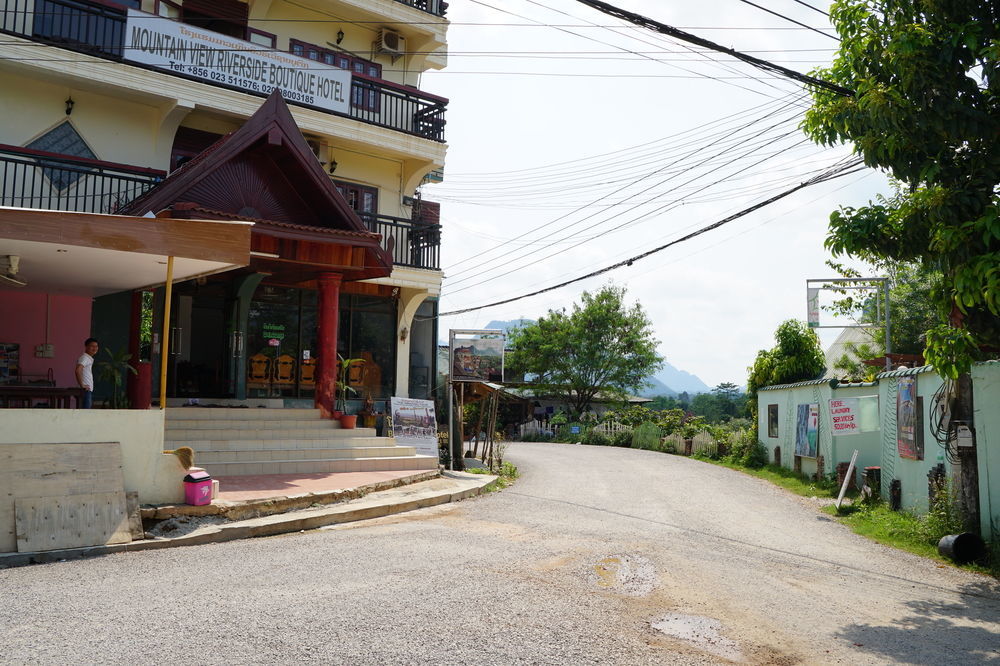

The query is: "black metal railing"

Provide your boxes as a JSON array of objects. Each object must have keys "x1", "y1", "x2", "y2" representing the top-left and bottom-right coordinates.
[
  {"x1": 0, "y1": 0, "x2": 447, "y2": 142},
  {"x1": 0, "y1": 146, "x2": 162, "y2": 214},
  {"x1": 358, "y1": 212, "x2": 441, "y2": 270},
  {"x1": 393, "y1": 0, "x2": 448, "y2": 17}
]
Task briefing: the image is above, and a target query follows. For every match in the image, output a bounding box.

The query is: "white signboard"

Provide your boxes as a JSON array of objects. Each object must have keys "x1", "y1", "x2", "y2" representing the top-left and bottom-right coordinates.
[
  {"x1": 390, "y1": 397, "x2": 438, "y2": 457},
  {"x1": 807, "y1": 287, "x2": 820, "y2": 328},
  {"x1": 125, "y1": 10, "x2": 351, "y2": 114},
  {"x1": 828, "y1": 398, "x2": 860, "y2": 436}
]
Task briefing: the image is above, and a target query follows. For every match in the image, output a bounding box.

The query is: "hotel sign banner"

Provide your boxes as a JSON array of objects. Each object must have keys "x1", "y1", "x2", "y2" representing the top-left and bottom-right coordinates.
[{"x1": 124, "y1": 10, "x2": 351, "y2": 114}]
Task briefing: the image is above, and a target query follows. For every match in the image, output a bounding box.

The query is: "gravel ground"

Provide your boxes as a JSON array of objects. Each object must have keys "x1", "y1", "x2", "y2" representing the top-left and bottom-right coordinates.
[{"x1": 1, "y1": 442, "x2": 998, "y2": 665}]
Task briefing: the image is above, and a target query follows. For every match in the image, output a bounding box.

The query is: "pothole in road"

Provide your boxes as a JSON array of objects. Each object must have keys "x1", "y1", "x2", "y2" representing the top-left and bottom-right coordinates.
[
  {"x1": 590, "y1": 553, "x2": 656, "y2": 597},
  {"x1": 651, "y1": 613, "x2": 744, "y2": 662}
]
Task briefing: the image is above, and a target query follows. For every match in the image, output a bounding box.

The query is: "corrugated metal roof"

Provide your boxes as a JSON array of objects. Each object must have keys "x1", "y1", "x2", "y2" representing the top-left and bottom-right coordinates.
[
  {"x1": 758, "y1": 378, "x2": 836, "y2": 391},
  {"x1": 876, "y1": 365, "x2": 937, "y2": 379}
]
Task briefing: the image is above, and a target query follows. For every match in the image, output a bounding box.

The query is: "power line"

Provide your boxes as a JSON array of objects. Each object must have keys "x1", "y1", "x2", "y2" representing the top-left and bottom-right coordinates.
[
  {"x1": 520, "y1": 0, "x2": 795, "y2": 99},
  {"x1": 442, "y1": 131, "x2": 812, "y2": 294},
  {"x1": 571, "y1": 0, "x2": 852, "y2": 97},
  {"x1": 437, "y1": 158, "x2": 864, "y2": 318},
  {"x1": 790, "y1": 0, "x2": 830, "y2": 17},
  {"x1": 467, "y1": 0, "x2": 796, "y2": 101},
  {"x1": 733, "y1": 0, "x2": 839, "y2": 40},
  {"x1": 440, "y1": 95, "x2": 805, "y2": 276}
]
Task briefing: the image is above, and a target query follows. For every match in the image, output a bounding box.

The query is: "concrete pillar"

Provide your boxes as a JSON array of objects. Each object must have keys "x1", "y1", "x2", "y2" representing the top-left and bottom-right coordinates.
[{"x1": 316, "y1": 272, "x2": 343, "y2": 414}]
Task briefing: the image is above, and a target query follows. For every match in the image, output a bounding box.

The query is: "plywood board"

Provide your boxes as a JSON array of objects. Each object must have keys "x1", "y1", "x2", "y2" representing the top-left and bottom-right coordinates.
[
  {"x1": 0, "y1": 442, "x2": 127, "y2": 553},
  {"x1": 15, "y1": 492, "x2": 132, "y2": 553}
]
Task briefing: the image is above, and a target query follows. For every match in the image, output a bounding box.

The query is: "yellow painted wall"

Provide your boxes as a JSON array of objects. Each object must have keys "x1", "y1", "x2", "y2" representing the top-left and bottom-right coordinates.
[{"x1": 0, "y1": 70, "x2": 163, "y2": 169}]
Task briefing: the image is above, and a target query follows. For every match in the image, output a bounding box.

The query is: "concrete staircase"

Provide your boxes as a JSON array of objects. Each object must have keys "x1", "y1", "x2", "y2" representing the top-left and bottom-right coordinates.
[{"x1": 164, "y1": 408, "x2": 438, "y2": 477}]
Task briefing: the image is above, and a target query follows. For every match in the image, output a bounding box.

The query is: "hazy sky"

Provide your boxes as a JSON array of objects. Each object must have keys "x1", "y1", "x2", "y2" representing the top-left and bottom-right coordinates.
[{"x1": 422, "y1": 0, "x2": 889, "y2": 388}]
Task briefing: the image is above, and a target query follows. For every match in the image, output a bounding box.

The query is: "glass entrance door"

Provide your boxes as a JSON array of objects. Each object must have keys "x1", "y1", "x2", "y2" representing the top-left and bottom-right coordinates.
[{"x1": 246, "y1": 286, "x2": 317, "y2": 399}]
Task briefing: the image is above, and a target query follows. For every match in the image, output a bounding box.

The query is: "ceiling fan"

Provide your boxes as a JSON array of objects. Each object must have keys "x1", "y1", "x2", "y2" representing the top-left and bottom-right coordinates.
[{"x1": 0, "y1": 255, "x2": 27, "y2": 287}]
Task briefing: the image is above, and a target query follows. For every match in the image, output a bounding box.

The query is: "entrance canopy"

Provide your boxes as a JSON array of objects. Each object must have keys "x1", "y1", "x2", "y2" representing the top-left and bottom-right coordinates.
[{"x1": 0, "y1": 206, "x2": 252, "y2": 296}]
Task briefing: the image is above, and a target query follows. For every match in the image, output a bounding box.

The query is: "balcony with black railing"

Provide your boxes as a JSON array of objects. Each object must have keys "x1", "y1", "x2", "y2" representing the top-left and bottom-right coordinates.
[
  {"x1": 394, "y1": 0, "x2": 448, "y2": 16},
  {"x1": 0, "y1": 145, "x2": 442, "y2": 270},
  {"x1": 0, "y1": 0, "x2": 447, "y2": 142},
  {"x1": 359, "y1": 212, "x2": 441, "y2": 271},
  {"x1": 0, "y1": 145, "x2": 163, "y2": 214}
]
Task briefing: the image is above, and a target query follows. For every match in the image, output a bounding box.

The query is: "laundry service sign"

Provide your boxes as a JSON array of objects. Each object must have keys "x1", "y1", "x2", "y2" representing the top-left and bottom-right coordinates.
[{"x1": 125, "y1": 10, "x2": 351, "y2": 114}]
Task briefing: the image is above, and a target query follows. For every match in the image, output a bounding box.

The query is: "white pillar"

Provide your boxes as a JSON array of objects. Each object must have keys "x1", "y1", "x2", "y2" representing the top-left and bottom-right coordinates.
[{"x1": 395, "y1": 288, "x2": 428, "y2": 398}]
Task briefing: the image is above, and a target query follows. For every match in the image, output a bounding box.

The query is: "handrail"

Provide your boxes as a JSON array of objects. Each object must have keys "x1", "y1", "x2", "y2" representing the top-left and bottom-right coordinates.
[
  {"x1": 0, "y1": 144, "x2": 166, "y2": 177},
  {"x1": 357, "y1": 212, "x2": 441, "y2": 270},
  {"x1": 0, "y1": 148, "x2": 161, "y2": 214}
]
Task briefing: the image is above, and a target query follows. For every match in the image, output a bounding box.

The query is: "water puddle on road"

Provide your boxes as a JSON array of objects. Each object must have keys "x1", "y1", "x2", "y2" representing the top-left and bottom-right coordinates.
[
  {"x1": 651, "y1": 613, "x2": 744, "y2": 662},
  {"x1": 590, "y1": 553, "x2": 656, "y2": 597}
]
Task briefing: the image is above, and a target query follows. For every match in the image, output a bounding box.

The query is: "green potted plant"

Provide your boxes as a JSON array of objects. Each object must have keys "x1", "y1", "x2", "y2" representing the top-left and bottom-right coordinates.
[
  {"x1": 337, "y1": 355, "x2": 363, "y2": 428},
  {"x1": 95, "y1": 347, "x2": 137, "y2": 409}
]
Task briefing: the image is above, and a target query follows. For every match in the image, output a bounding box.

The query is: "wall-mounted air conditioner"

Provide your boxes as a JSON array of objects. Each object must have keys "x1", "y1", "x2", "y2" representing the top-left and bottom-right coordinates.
[{"x1": 377, "y1": 29, "x2": 404, "y2": 56}]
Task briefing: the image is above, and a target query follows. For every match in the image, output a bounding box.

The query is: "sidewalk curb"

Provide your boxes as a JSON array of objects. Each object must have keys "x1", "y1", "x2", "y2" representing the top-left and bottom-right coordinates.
[{"x1": 0, "y1": 471, "x2": 498, "y2": 569}]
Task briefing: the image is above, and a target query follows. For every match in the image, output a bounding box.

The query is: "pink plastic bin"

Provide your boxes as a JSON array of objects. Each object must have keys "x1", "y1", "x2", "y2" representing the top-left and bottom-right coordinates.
[{"x1": 183, "y1": 470, "x2": 213, "y2": 506}]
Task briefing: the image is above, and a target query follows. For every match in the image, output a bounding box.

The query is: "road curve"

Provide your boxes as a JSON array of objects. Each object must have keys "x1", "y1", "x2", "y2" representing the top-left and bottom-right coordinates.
[{"x1": 0, "y1": 441, "x2": 998, "y2": 665}]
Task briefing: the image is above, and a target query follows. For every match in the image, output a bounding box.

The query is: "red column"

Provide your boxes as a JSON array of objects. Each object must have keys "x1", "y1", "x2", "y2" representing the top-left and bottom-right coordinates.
[{"x1": 316, "y1": 272, "x2": 343, "y2": 416}]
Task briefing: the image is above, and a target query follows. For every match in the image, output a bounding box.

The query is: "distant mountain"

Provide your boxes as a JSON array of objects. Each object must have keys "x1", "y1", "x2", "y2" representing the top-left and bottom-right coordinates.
[
  {"x1": 655, "y1": 362, "x2": 711, "y2": 395},
  {"x1": 638, "y1": 375, "x2": 677, "y2": 398},
  {"x1": 483, "y1": 319, "x2": 535, "y2": 334}
]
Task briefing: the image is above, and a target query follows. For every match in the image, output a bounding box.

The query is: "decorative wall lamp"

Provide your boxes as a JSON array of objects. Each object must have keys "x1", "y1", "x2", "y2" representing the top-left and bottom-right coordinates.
[
  {"x1": 65, "y1": 97, "x2": 75, "y2": 115},
  {"x1": 336, "y1": 29, "x2": 345, "y2": 45},
  {"x1": 328, "y1": 158, "x2": 338, "y2": 174},
  {"x1": 399, "y1": 326, "x2": 409, "y2": 342}
]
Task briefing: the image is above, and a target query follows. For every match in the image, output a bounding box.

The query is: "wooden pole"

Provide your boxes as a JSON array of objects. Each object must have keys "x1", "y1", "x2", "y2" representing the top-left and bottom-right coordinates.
[{"x1": 158, "y1": 256, "x2": 174, "y2": 410}]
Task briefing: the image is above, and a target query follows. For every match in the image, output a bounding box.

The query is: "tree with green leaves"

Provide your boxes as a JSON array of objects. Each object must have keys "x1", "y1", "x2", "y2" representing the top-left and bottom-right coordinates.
[
  {"x1": 747, "y1": 319, "x2": 826, "y2": 402},
  {"x1": 803, "y1": 0, "x2": 1000, "y2": 379},
  {"x1": 507, "y1": 284, "x2": 662, "y2": 417}
]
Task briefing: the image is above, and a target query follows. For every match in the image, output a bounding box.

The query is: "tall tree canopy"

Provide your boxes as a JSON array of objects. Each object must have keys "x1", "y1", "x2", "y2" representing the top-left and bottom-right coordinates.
[
  {"x1": 507, "y1": 285, "x2": 662, "y2": 416},
  {"x1": 803, "y1": 0, "x2": 1000, "y2": 378},
  {"x1": 747, "y1": 320, "x2": 826, "y2": 398}
]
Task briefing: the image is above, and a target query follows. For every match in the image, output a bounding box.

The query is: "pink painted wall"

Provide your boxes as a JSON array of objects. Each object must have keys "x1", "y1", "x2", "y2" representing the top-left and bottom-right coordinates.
[{"x1": 0, "y1": 291, "x2": 92, "y2": 387}]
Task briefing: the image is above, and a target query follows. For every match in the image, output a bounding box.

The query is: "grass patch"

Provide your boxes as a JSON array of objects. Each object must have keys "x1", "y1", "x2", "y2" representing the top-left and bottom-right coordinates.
[
  {"x1": 466, "y1": 461, "x2": 519, "y2": 490},
  {"x1": 824, "y1": 502, "x2": 943, "y2": 561},
  {"x1": 714, "y1": 461, "x2": 846, "y2": 499}
]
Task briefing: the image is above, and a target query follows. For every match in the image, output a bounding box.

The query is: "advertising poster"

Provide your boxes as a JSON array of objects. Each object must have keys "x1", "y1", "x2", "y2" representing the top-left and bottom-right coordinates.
[
  {"x1": 896, "y1": 376, "x2": 922, "y2": 459},
  {"x1": 125, "y1": 10, "x2": 351, "y2": 114},
  {"x1": 390, "y1": 397, "x2": 438, "y2": 457},
  {"x1": 828, "y1": 398, "x2": 860, "y2": 436},
  {"x1": 795, "y1": 403, "x2": 819, "y2": 457},
  {"x1": 450, "y1": 334, "x2": 504, "y2": 382}
]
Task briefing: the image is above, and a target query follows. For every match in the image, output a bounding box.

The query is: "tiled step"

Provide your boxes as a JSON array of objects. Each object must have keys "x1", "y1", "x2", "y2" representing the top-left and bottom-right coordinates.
[
  {"x1": 198, "y1": 445, "x2": 417, "y2": 464},
  {"x1": 207, "y1": 455, "x2": 438, "y2": 477},
  {"x1": 164, "y1": 427, "x2": 376, "y2": 441},
  {"x1": 166, "y1": 418, "x2": 338, "y2": 431},
  {"x1": 165, "y1": 407, "x2": 324, "y2": 421},
  {"x1": 164, "y1": 436, "x2": 388, "y2": 451}
]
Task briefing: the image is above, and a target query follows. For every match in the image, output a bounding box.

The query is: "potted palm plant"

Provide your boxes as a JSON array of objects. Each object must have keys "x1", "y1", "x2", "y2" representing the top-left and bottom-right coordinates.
[
  {"x1": 95, "y1": 347, "x2": 137, "y2": 409},
  {"x1": 336, "y1": 355, "x2": 363, "y2": 428}
]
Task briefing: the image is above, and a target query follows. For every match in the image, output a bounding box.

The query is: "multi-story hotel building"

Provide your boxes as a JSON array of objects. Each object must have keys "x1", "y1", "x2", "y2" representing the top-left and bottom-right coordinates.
[{"x1": 0, "y1": 0, "x2": 448, "y2": 411}]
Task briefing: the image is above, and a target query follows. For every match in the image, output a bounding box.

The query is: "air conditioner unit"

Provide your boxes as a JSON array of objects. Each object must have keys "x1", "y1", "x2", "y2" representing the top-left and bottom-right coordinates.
[{"x1": 377, "y1": 29, "x2": 404, "y2": 56}]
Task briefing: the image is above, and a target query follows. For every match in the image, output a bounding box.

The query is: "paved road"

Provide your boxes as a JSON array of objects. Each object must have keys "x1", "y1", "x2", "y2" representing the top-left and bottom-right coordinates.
[{"x1": 2, "y1": 442, "x2": 999, "y2": 664}]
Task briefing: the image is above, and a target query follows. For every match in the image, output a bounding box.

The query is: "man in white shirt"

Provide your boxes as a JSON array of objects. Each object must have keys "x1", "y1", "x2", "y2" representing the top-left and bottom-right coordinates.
[{"x1": 75, "y1": 338, "x2": 99, "y2": 409}]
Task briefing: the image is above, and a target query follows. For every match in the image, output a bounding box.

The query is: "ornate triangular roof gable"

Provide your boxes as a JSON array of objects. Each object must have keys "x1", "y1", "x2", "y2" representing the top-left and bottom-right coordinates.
[{"x1": 121, "y1": 90, "x2": 369, "y2": 236}]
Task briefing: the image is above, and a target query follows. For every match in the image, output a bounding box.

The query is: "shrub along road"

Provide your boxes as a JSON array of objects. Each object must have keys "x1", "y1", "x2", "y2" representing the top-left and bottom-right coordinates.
[{"x1": 1, "y1": 442, "x2": 998, "y2": 664}]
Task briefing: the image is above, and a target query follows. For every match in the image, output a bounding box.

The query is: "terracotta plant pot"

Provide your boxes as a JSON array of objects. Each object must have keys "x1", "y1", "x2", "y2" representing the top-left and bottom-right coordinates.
[
  {"x1": 332, "y1": 410, "x2": 344, "y2": 419},
  {"x1": 339, "y1": 414, "x2": 358, "y2": 429}
]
